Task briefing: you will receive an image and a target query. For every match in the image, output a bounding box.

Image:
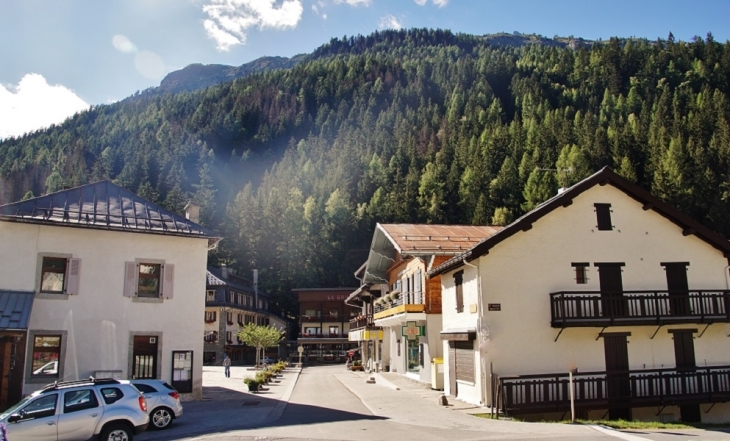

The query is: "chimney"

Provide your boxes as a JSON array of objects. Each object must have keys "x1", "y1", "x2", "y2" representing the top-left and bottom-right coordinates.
[
  {"x1": 184, "y1": 201, "x2": 200, "y2": 223},
  {"x1": 221, "y1": 264, "x2": 228, "y2": 280}
]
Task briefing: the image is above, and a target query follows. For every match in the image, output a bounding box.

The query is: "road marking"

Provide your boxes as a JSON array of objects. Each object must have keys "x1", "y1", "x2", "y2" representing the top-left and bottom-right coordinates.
[{"x1": 589, "y1": 424, "x2": 653, "y2": 441}]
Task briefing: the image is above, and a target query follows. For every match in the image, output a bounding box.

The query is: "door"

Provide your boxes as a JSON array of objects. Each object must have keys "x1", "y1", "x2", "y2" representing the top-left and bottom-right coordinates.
[
  {"x1": 5, "y1": 393, "x2": 59, "y2": 440},
  {"x1": 672, "y1": 330, "x2": 701, "y2": 422},
  {"x1": 133, "y1": 336, "x2": 158, "y2": 379},
  {"x1": 0, "y1": 337, "x2": 12, "y2": 411},
  {"x1": 448, "y1": 341, "x2": 457, "y2": 397},
  {"x1": 598, "y1": 264, "x2": 625, "y2": 318},
  {"x1": 603, "y1": 334, "x2": 631, "y2": 420},
  {"x1": 57, "y1": 388, "x2": 101, "y2": 441},
  {"x1": 664, "y1": 263, "x2": 690, "y2": 316}
]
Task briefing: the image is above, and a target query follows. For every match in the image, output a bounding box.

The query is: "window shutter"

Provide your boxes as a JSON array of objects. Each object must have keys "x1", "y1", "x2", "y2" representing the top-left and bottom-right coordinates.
[
  {"x1": 124, "y1": 262, "x2": 137, "y2": 297},
  {"x1": 162, "y1": 264, "x2": 175, "y2": 299},
  {"x1": 66, "y1": 258, "x2": 81, "y2": 295},
  {"x1": 415, "y1": 270, "x2": 422, "y2": 304}
]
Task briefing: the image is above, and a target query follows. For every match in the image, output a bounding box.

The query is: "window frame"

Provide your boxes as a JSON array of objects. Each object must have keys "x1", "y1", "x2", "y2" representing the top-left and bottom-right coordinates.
[
  {"x1": 125, "y1": 259, "x2": 173, "y2": 302},
  {"x1": 137, "y1": 263, "x2": 162, "y2": 298},
  {"x1": 26, "y1": 330, "x2": 68, "y2": 384},
  {"x1": 572, "y1": 262, "x2": 589, "y2": 284},
  {"x1": 454, "y1": 271, "x2": 464, "y2": 313},
  {"x1": 35, "y1": 253, "x2": 80, "y2": 299}
]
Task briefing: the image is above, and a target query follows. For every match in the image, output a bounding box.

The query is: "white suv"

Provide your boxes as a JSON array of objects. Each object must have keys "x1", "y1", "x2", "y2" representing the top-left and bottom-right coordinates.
[{"x1": 0, "y1": 377, "x2": 149, "y2": 441}]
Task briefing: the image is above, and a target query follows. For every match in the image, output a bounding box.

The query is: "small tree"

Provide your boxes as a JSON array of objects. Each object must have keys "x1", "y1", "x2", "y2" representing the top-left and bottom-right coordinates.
[{"x1": 237, "y1": 323, "x2": 284, "y2": 368}]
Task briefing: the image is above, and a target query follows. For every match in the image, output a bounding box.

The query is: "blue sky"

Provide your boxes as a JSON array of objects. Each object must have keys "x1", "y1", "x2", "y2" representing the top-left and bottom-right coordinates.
[{"x1": 1, "y1": 0, "x2": 729, "y2": 139}]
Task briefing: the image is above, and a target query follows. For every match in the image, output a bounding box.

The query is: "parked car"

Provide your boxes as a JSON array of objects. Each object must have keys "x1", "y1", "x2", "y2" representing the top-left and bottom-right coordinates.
[
  {"x1": 261, "y1": 356, "x2": 276, "y2": 365},
  {"x1": 0, "y1": 377, "x2": 149, "y2": 441},
  {"x1": 130, "y1": 379, "x2": 183, "y2": 430}
]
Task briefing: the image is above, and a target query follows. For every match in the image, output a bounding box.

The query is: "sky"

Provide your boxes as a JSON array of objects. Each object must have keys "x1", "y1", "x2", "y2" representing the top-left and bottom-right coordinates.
[{"x1": 1, "y1": 0, "x2": 729, "y2": 140}]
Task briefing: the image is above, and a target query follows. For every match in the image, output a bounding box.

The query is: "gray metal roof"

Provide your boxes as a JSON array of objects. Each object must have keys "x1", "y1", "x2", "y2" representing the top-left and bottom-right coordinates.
[
  {"x1": 0, "y1": 290, "x2": 35, "y2": 331},
  {"x1": 0, "y1": 181, "x2": 219, "y2": 241}
]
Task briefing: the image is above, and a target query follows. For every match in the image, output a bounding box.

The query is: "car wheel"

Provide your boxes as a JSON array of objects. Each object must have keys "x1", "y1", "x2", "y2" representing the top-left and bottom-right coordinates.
[
  {"x1": 151, "y1": 407, "x2": 173, "y2": 429},
  {"x1": 100, "y1": 423, "x2": 134, "y2": 441}
]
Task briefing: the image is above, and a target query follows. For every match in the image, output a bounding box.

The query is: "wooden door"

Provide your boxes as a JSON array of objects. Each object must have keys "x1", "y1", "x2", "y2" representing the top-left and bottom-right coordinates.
[
  {"x1": 673, "y1": 330, "x2": 701, "y2": 422},
  {"x1": 664, "y1": 263, "x2": 690, "y2": 316},
  {"x1": 0, "y1": 338, "x2": 11, "y2": 411},
  {"x1": 133, "y1": 336, "x2": 158, "y2": 379},
  {"x1": 598, "y1": 264, "x2": 625, "y2": 318},
  {"x1": 603, "y1": 334, "x2": 631, "y2": 420}
]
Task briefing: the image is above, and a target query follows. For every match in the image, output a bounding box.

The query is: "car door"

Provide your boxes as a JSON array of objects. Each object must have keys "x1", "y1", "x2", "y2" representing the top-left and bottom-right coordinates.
[
  {"x1": 5, "y1": 393, "x2": 59, "y2": 441},
  {"x1": 56, "y1": 388, "x2": 102, "y2": 441}
]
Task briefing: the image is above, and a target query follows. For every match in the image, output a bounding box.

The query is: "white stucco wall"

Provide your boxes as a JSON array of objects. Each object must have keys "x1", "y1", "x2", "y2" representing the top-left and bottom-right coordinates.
[
  {"x1": 0, "y1": 222, "x2": 210, "y2": 398},
  {"x1": 441, "y1": 184, "x2": 730, "y2": 418}
]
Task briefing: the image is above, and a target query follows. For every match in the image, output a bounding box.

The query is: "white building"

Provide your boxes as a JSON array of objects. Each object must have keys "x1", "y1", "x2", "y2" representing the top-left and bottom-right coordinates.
[
  {"x1": 431, "y1": 167, "x2": 730, "y2": 422},
  {"x1": 0, "y1": 181, "x2": 219, "y2": 403}
]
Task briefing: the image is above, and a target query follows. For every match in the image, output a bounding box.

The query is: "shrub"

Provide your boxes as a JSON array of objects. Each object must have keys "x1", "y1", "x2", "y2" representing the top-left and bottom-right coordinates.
[{"x1": 243, "y1": 377, "x2": 260, "y2": 392}]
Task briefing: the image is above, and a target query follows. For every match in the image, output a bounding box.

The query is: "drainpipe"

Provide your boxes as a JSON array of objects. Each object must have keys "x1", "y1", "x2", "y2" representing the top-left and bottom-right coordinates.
[{"x1": 462, "y1": 258, "x2": 489, "y2": 408}]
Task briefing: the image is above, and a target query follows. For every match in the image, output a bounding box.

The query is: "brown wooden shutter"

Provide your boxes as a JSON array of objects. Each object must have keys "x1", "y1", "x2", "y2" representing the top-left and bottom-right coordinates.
[
  {"x1": 66, "y1": 258, "x2": 81, "y2": 295},
  {"x1": 448, "y1": 341, "x2": 457, "y2": 395},
  {"x1": 454, "y1": 341, "x2": 475, "y2": 383},
  {"x1": 124, "y1": 262, "x2": 137, "y2": 297},
  {"x1": 594, "y1": 203, "x2": 613, "y2": 230},
  {"x1": 162, "y1": 264, "x2": 175, "y2": 299}
]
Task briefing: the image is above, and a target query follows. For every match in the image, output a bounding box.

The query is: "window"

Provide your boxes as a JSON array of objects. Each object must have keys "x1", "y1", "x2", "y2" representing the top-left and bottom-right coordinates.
[
  {"x1": 572, "y1": 263, "x2": 589, "y2": 284},
  {"x1": 204, "y1": 311, "x2": 216, "y2": 322},
  {"x1": 329, "y1": 326, "x2": 339, "y2": 336},
  {"x1": 204, "y1": 331, "x2": 217, "y2": 343},
  {"x1": 63, "y1": 389, "x2": 99, "y2": 413},
  {"x1": 37, "y1": 254, "x2": 81, "y2": 296},
  {"x1": 124, "y1": 261, "x2": 174, "y2": 299},
  {"x1": 31, "y1": 335, "x2": 61, "y2": 378},
  {"x1": 226, "y1": 331, "x2": 232, "y2": 343},
  {"x1": 595, "y1": 203, "x2": 613, "y2": 230},
  {"x1": 21, "y1": 394, "x2": 58, "y2": 420},
  {"x1": 100, "y1": 388, "x2": 124, "y2": 405},
  {"x1": 206, "y1": 290, "x2": 215, "y2": 302},
  {"x1": 304, "y1": 327, "x2": 320, "y2": 335},
  {"x1": 138, "y1": 264, "x2": 161, "y2": 297},
  {"x1": 454, "y1": 271, "x2": 464, "y2": 313},
  {"x1": 227, "y1": 312, "x2": 233, "y2": 324}
]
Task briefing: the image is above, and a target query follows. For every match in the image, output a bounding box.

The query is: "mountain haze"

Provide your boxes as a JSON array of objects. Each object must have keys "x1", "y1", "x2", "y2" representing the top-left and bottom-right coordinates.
[{"x1": 1, "y1": 28, "x2": 729, "y2": 316}]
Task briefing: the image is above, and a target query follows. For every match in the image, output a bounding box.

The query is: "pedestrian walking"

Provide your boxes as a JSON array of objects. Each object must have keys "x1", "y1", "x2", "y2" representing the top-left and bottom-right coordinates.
[{"x1": 223, "y1": 354, "x2": 231, "y2": 378}]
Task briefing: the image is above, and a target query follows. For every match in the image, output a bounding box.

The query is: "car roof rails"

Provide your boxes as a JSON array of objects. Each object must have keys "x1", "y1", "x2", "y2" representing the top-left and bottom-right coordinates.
[{"x1": 40, "y1": 377, "x2": 120, "y2": 393}]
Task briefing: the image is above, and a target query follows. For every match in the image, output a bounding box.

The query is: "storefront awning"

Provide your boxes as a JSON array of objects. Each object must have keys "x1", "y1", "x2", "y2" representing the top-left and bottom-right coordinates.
[
  {"x1": 0, "y1": 290, "x2": 35, "y2": 331},
  {"x1": 440, "y1": 328, "x2": 476, "y2": 341}
]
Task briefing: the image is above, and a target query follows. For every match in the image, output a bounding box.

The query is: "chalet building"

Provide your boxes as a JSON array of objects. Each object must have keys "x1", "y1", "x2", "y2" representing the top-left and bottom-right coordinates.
[
  {"x1": 292, "y1": 288, "x2": 359, "y2": 363},
  {"x1": 0, "y1": 182, "x2": 219, "y2": 408},
  {"x1": 431, "y1": 167, "x2": 730, "y2": 423},
  {"x1": 349, "y1": 224, "x2": 500, "y2": 382},
  {"x1": 204, "y1": 266, "x2": 287, "y2": 365}
]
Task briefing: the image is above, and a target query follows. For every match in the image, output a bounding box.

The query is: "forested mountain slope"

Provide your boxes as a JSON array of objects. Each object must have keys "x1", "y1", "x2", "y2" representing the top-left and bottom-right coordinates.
[{"x1": 2, "y1": 29, "x2": 729, "y2": 315}]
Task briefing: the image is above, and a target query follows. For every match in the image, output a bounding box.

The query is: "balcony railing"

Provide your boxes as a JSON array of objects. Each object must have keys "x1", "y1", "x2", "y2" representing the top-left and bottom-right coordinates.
[
  {"x1": 499, "y1": 365, "x2": 730, "y2": 416},
  {"x1": 550, "y1": 290, "x2": 730, "y2": 328},
  {"x1": 300, "y1": 333, "x2": 344, "y2": 339},
  {"x1": 301, "y1": 315, "x2": 322, "y2": 323},
  {"x1": 349, "y1": 314, "x2": 373, "y2": 330}
]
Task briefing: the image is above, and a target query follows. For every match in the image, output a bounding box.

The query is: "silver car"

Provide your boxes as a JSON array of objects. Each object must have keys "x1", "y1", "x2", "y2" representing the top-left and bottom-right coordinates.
[
  {"x1": 0, "y1": 377, "x2": 149, "y2": 441},
  {"x1": 130, "y1": 379, "x2": 183, "y2": 430}
]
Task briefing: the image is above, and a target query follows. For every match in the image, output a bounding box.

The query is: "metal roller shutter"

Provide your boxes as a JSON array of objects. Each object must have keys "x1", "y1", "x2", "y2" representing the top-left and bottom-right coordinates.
[{"x1": 454, "y1": 341, "x2": 475, "y2": 383}]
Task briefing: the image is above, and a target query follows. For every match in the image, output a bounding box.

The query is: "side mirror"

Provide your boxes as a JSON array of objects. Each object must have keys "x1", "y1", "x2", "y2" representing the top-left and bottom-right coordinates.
[{"x1": 8, "y1": 413, "x2": 21, "y2": 423}]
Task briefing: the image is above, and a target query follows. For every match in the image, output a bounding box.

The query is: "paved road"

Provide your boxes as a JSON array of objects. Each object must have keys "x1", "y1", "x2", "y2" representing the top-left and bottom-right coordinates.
[{"x1": 138, "y1": 364, "x2": 730, "y2": 441}]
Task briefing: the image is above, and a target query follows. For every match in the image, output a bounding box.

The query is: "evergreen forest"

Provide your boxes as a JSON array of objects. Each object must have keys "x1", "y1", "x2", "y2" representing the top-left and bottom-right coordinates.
[{"x1": 2, "y1": 29, "x2": 730, "y2": 317}]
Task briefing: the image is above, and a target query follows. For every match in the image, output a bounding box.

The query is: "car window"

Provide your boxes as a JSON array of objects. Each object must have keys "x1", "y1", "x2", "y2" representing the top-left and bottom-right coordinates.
[
  {"x1": 63, "y1": 389, "x2": 99, "y2": 413},
  {"x1": 21, "y1": 394, "x2": 58, "y2": 420},
  {"x1": 132, "y1": 383, "x2": 158, "y2": 394},
  {"x1": 160, "y1": 382, "x2": 176, "y2": 391},
  {"x1": 100, "y1": 387, "x2": 124, "y2": 405}
]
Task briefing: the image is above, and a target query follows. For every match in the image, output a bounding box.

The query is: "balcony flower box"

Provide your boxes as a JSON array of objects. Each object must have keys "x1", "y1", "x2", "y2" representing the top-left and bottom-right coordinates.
[
  {"x1": 227, "y1": 321, "x2": 234, "y2": 325},
  {"x1": 205, "y1": 319, "x2": 215, "y2": 323}
]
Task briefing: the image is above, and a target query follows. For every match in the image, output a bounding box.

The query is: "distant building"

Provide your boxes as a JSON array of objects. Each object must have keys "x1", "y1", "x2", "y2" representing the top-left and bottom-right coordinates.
[
  {"x1": 292, "y1": 288, "x2": 359, "y2": 363},
  {"x1": 0, "y1": 182, "x2": 219, "y2": 408},
  {"x1": 204, "y1": 266, "x2": 287, "y2": 365}
]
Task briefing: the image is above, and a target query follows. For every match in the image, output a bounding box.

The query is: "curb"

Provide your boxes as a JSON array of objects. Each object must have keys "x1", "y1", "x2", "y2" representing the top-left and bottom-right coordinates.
[
  {"x1": 373, "y1": 373, "x2": 400, "y2": 390},
  {"x1": 265, "y1": 367, "x2": 302, "y2": 422}
]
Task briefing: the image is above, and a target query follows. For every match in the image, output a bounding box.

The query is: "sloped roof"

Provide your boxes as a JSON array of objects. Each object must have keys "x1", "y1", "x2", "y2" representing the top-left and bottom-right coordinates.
[
  {"x1": 206, "y1": 267, "x2": 268, "y2": 298},
  {"x1": 0, "y1": 290, "x2": 34, "y2": 331},
  {"x1": 363, "y1": 223, "x2": 502, "y2": 284},
  {"x1": 430, "y1": 167, "x2": 730, "y2": 276},
  {"x1": 0, "y1": 181, "x2": 219, "y2": 242}
]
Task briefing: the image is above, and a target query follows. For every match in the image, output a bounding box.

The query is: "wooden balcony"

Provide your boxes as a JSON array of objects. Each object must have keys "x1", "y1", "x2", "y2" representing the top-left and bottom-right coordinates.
[
  {"x1": 550, "y1": 290, "x2": 730, "y2": 328},
  {"x1": 349, "y1": 314, "x2": 373, "y2": 330},
  {"x1": 499, "y1": 365, "x2": 730, "y2": 416}
]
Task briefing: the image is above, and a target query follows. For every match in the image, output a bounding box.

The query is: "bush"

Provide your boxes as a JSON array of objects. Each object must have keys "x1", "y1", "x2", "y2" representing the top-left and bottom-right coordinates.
[{"x1": 243, "y1": 377, "x2": 260, "y2": 392}]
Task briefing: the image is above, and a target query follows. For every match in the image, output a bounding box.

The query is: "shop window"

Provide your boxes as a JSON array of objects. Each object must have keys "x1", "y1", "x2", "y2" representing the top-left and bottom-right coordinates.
[{"x1": 31, "y1": 335, "x2": 61, "y2": 379}]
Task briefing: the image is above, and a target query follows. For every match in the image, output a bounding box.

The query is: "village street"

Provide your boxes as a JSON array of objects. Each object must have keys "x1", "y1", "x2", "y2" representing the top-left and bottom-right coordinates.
[{"x1": 136, "y1": 364, "x2": 730, "y2": 441}]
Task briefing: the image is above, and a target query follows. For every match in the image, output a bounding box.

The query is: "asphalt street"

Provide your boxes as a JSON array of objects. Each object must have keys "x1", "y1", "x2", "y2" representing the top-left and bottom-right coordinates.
[{"x1": 137, "y1": 364, "x2": 730, "y2": 441}]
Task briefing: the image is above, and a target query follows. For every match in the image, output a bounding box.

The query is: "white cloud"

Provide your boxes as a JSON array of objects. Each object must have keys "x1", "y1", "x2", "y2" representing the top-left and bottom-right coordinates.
[
  {"x1": 202, "y1": 0, "x2": 304, "y2": 52},
  {"x1": 112, "y1": 35, "x2": 137, "y2": 53},
  {"x1": 0, "y1": 74, "x2": 88, "y2": 140},
  {"x1": 335, "y1": 0, "x2": 371, "y2": 5},
  {"x1": 414, "y1": 0, "x2": 448, "y2": 6},
  {"x1": 379, "y1": 14, "x2": 402, "y2": 30}
]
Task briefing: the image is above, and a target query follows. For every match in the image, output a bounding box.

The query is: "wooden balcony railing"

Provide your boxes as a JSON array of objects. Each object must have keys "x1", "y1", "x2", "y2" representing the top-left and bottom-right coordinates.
[
  {"x1": 349, "y1": 314, "x2": 373, "y2": 330},
  {"x1": 301, "y1": 315, "x2": 322, "y2": 323},
  {"x1": 499, "y1": 365, "x2": 730, "y2": 416},
  {"x1": 550, "y1": 290, "x2": 730, "y2": 328}
]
